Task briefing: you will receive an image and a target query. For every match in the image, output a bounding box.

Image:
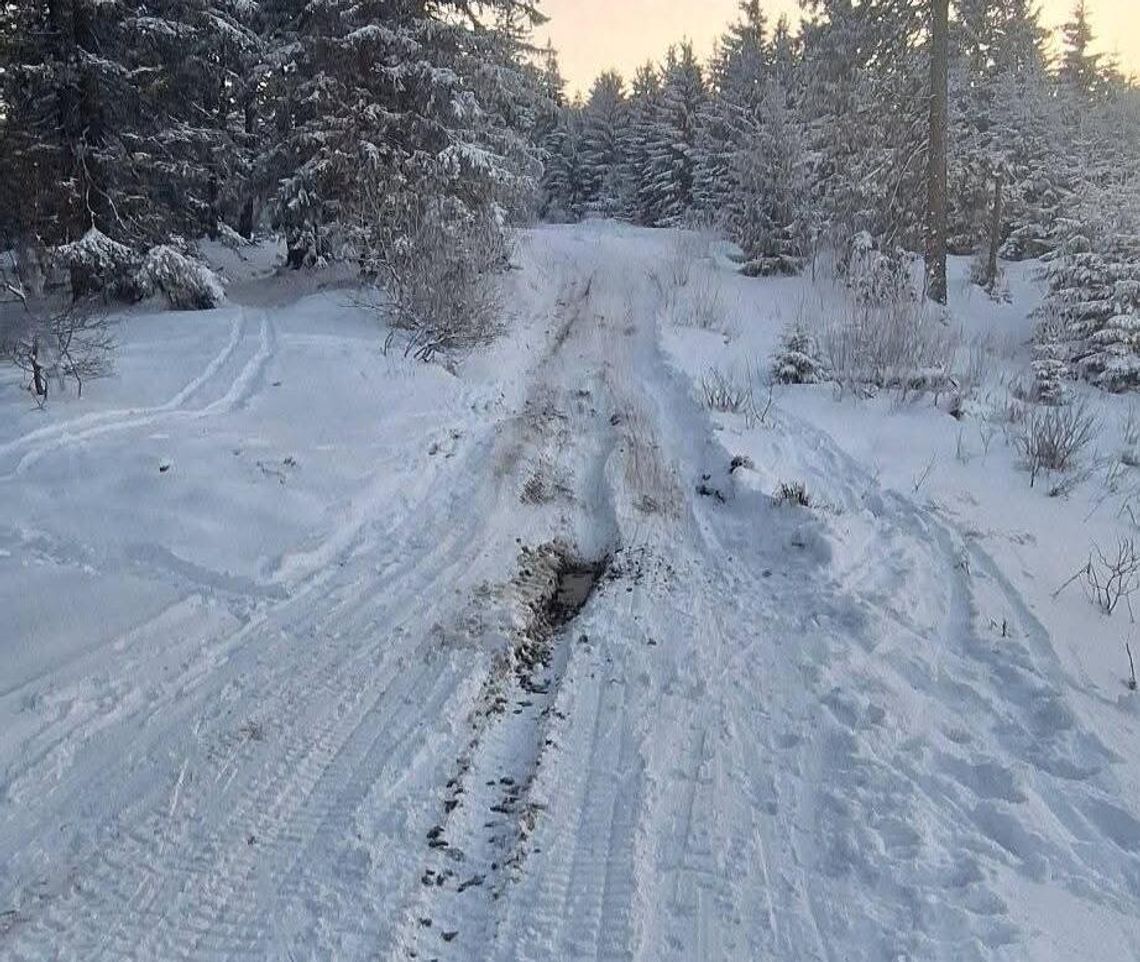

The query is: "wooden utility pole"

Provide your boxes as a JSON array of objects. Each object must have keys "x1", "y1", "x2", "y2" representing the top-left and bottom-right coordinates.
[{"x1": 925, "y1": 0, "x2": 949, "y2": 305}]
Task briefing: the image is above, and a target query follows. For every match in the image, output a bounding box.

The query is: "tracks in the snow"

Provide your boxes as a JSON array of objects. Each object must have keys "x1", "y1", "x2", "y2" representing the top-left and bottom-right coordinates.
[
  {"x1": 395, "y1": 273, "x2": 630, "y2": 960},
  {"x1": 0, "y1": 307, "x2": 275, "y2": 480},
  {"x1": 400, "y1": 544, "x2": 611, "y2": 960}
]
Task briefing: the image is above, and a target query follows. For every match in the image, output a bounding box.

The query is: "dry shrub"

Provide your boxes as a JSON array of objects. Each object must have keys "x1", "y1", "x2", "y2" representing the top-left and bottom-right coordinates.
[
  {"x1": 2, "y1": 258, "x2": 114, "y2": 403},
  {"x1": 1013, "y1": 398, "x2": 1098, "y2": 490},
  {"x1": 357, "y1": 180, "x2": 508, "y2": 362},
  {"x1": 818, "y1": 297, "x2": 961, "y2": 398}
]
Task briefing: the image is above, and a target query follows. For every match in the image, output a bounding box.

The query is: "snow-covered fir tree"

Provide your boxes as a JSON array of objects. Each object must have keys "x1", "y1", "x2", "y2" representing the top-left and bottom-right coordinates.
[
  {"x1": 257, "y1": 0, "x2": 543, "y2": 268},
  {"x1": 541, "y1": 104, "x2": 590, "y2": 223},
  {"x1": 948, "y1": 0, "x2": 1055, "y2": 267},
  {"x1": 1031, "y1": 320, "x2": 1071, "y2": 404},
  {"x1": 644, "y1": 43, "x2": 706, "y2": 228},
  {"x1": 1058, "y1": 0, "x2": 1104, "y2": 100},
  {"x1": 694, "y1": 1, "x2": 768, "y2": 219},
  {"x1": 580, "y1": 71, "x2": 629, "y2": 217},
  {"x1": 695, "y1": 4, "x2": 811, "y2": 274},
  {"x1": 797, "y1": 0, "x2": 928, "y2": 253},
  {"x1": 731, "y1": 18, "x2": 810, "y2": 276},
  {"x1": 622, "y1": 64, "x2": 663, "y2": 226},
  {"x1": 0, "y1": 0, "x2": 259, "y2": 251},
  {"x1": 1048, "y1": 174, "x2": 1140, "y2": 392},
  {"x1": 772, "y1": 323, "x2": 825, "y2": 384}
]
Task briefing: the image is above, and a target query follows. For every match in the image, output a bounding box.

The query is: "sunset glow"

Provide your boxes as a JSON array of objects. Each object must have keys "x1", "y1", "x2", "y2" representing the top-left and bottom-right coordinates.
[{"x1": 539, "y1": 0, "x2": 1140, "y2": 93}]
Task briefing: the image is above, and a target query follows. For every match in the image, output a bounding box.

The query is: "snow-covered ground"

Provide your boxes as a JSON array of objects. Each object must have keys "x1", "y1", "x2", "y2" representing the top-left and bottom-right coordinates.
[{"x1": 2, "y1": 222, "x2": 1138, "y2": 960}]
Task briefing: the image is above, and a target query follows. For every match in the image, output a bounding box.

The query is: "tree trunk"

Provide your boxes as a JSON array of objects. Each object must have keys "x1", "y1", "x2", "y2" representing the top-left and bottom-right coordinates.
[
  {"x1": 984, "y1": 168, "x2": 1004, "y2": 293},
  {"x1": 50, "y1": 0, "x2": 107, "y2": 237},
  {"x1": 925, "y1": 0, "x2": 949, "y2": 305},
  {"x1": 31, "y1": 340, "x2": 48, "y2": 399},
  {"x1": 239, "y1": 198, "x2": 256, "y2": 241},
  {"x1": 239, "y1": 99, "x2": 258, "y2": 239}
]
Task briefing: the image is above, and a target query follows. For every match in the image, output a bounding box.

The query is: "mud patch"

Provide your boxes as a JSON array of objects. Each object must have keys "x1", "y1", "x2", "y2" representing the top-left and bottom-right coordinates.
[
  {"x1": 512, "y1": 542, "x2": 610, "y2": 687},
  {"x1": 402, "y1": 542, "x2": 611, "y2": 955}
]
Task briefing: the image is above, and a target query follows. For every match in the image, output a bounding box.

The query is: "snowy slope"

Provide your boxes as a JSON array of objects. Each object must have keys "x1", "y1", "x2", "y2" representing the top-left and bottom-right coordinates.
[{"x1": 1, "y1": 223, "x2": 1138, "y2": 961}]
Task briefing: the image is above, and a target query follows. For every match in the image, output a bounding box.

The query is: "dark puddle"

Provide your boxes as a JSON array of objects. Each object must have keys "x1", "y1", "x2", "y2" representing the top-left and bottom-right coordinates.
[
  {"x1": 516, "y1": 547, "x2": 610, "y2": 690},
  {"x1": 548, "y1": 557, "x2": 609, "y2": 626}
]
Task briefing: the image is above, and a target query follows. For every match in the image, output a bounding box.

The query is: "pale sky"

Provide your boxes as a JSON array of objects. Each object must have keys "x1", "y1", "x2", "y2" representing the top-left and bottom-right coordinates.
[{"x1": 538, "y1": 0, "x2": 1140, "y2": 96}]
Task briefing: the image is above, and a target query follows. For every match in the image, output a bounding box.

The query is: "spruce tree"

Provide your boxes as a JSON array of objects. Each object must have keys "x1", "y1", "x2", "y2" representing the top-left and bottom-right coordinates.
[
  {"x1": 541, "y1": 105, "x2": 590, "y2": 222},
  {"x1": 580, "y1": 71, "x2": 629, "y2": 216},
  {"x1": 1059, "y1": 1, "x2": 1102, "y2": 99},
  {"x1": 1048, "y1": 176, "x2": 1140, "y2": 391},
  {"x1": 258, "y1": 0, "x2": 543, "y2": 268},
  {"x1": 0, "y1": 0, "x2": 260, "y2": 251},
  {"x1": 695, "y1": 2, "x2": 767, "y2": 221},
  {"x1": 798, "y1": 0, "x2": 928, "y2": 253},
  {"x1": 623, "y1": 64, "x2": 663, "y2": 226},
  {"x1": 645, "y1": 44, "x2": 706, "y2": 228}
]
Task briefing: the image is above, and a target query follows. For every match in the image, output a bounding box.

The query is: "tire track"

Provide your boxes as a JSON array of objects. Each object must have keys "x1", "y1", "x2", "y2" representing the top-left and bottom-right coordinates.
[{"x1": 2, "y1": 267, "x2": 608, "y2": 962}]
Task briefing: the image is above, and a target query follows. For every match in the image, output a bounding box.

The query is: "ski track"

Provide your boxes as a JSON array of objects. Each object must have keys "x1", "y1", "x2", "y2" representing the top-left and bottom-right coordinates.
[
  {"x1": 0, "y1": 308, "x2": 272, "y2": 480},
  {"x1": 3, "y1": 225, "x2": 1139, "y2": 961}
]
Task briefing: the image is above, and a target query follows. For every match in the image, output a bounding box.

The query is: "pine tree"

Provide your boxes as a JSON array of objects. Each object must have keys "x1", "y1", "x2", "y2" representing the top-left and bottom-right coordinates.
[
  {"x1": 580, "y1": 71, "x2": 628, "y2": 216},
  {"x1": 1031, "y1": 321, "x2": 1070, "y2": 404},
  {"x1": 645, "y1": 43, "x2": 706, "y2": 228},
  {"x1": 694, "y1": 2, "x2": 767, "y2": 220},
  {"x1": 622, "y1": 64, "x2": 662, "y2": 226},
  {"x1": 772, "y1": 323, "x2": 825, "y2": 384},
  {"x1": 258, "y1": 0, "x2": 543, "y2": 268},
  {"x1": 798, "y1": 0, "x2": 928, "y2": 253},
  {"x1": 1059, "y1": 1, "x2": 1102, "y2": 99},
  {"x1": 1048, "y1": 176, "x2": 1140, "y2": 391},
  {"x1": 0, "y1": 0, "x2": 260, "y2": 252},
  {"x1": 541, "y1": 105, "x2": 590, "y2": 222},
  {"x1": 948, "y1": 0, "x2": 1052, "y2": 262}
]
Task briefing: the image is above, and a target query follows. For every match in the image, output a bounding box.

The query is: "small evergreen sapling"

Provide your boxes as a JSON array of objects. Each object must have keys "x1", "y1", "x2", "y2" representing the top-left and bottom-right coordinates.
[
  {"x1": 1031, "y1": 321, "x2": 1070, "y2": 405},
  {"x1": 773, "y1": 324, "x2": 825, "y2": 384}
]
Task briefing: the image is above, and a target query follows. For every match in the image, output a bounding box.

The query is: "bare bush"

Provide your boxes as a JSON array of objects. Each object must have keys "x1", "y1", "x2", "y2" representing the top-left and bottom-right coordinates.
[
  {"x1": 912, "y1": 456, "x2": 937, "y2": 493},
  {"x1": 663, "y1": 270, "x2": 725, "y2": 331},
  {"x1": 687, "y1": 274, "x2": 724, "y2": 329},
  {"x1": 818, "y1": 296, "x2": 960, "y2": 398},
  {"x1": 2, "y1": 261, "x2": 115, "y2": 403},
  {"x1": 1055, "y1": 538, "x2": 1140, "y2": 618},
  {"x1": 700, "y1": 365, "x2": 753, "y2": 414},
  {"x1": 1086, "y1": 539, "x2": 1140, "y2": 617},
  {"x1": 1013, "y1": 399, "x2": 1098, "y2": 489},
  {"x1": 1055, "y1": 538, "x2": 1140, "y2": 619},
  {"x1": 356, "y1": 185, "x2": 507, "y2": 362},
  {"x1": 750, "y1": 382, "x2": 775, "y2": 429},
  {"x1": 696, "y1": 363, "x2": 774, "y2": 430},
  {"x1": 960, "y1": 334, "x2": 995, "y2": 396},
  {"x1": 665, "y1": 221, "x2": 715, "y2": 289},
  {"x1": 776, "y1": 481, "x2": 811, "y2": 507}
]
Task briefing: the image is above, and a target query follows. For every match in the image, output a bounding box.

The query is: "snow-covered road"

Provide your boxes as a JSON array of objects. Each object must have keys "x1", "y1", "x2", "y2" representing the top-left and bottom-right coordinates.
[{"x1": 2, "y1": 224, "x2": 1139, "y2": 960}]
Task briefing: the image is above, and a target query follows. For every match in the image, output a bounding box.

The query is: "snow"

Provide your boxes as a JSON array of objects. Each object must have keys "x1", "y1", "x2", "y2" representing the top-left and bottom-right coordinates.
[{"x1": 1, "y1": 222, "x2": 1139, "y2": 961}]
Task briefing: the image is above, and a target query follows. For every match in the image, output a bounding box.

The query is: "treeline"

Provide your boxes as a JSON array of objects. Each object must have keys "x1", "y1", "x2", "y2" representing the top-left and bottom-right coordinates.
[
  {"x1": 540, "y1": 0, "x2": 1140, "y2": 388},
  {"x1": 3, "y1": 1, "x2": 1139, "y2": 387},
  {"x1": 0, "y1": 0, "x2": 549, "y2": 303}
]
